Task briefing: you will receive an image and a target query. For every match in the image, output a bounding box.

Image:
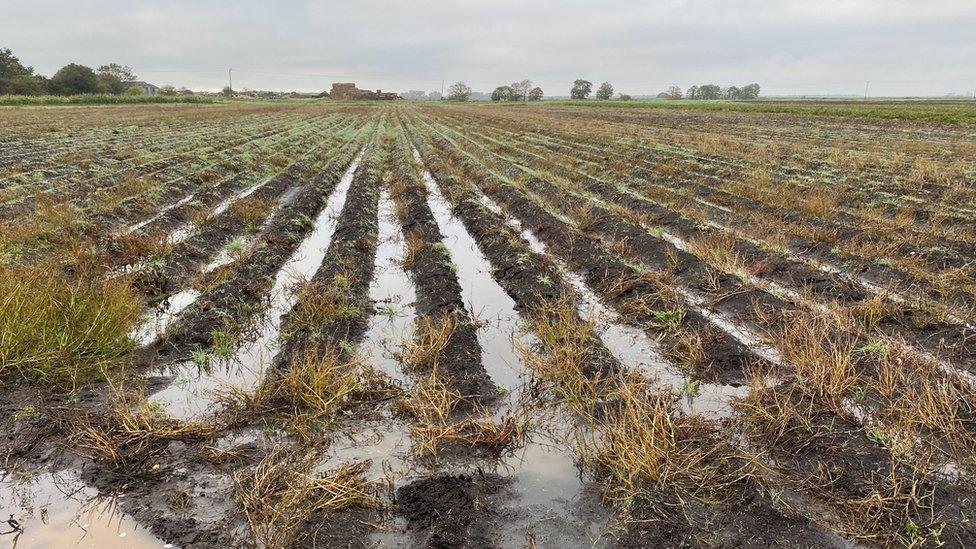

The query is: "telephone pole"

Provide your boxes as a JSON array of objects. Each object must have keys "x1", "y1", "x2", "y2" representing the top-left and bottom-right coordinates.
[
  {"x1": 863, "y1": 80, "x2": 869, "y2": 100},
  {"x1": 228, "y1": 68, "x2": 233, "y2": 92},
  {"x1": 441, "y1": 79, "x2": 444, "y2": 96}
]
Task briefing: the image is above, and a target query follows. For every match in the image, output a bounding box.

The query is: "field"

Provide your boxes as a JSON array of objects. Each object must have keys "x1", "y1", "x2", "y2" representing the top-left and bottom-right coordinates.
[{"x1": 1, "y1": 100, "x2": 975, "y2": 548}]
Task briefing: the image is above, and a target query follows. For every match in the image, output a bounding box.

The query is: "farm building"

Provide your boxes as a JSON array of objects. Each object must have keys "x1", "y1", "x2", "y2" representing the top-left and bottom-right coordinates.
[
  {"x1": 123, "y1": 81, "x2": 159, "y2": 96},
  {"x1": 330, "y1": 82, "x2": 399, "y2": 100}
]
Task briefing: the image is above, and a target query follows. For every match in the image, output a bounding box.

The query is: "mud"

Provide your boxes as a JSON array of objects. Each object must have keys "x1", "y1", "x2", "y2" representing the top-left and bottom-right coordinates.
[
  {"x1": 389, "y1": 145, "x2": 494, "y2": 401},
  {"x1": 149, "y1": 145, "x2": 367, "y2": 419}
]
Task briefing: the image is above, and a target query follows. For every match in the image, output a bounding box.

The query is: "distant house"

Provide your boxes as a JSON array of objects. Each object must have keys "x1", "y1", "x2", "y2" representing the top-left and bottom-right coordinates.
[
  {"x1": 330, "y1": 82, "x2": 399, "y2": 100},
  {"x1": 123, "y1": 81, "x2": 159, "y2": 96}
]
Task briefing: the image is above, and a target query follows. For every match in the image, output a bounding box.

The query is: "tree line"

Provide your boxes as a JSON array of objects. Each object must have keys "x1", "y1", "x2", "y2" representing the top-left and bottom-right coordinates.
[
  {"x1": 570, "y1": 80, "x2": 760, "y2": 100},
  {"x1": 430, "y1": 78, "x2": 764, "y2": 103},
  {"x1": 0, "y1": 48, "x2": 147, "y2": 96},
  {"x1": 684, "y1": 83, "x2": 760, "y2": 100}
]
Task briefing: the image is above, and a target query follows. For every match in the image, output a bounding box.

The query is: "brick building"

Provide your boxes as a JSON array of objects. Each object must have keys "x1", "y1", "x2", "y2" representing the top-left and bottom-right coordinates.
[{"x1": 330, "y1": 82, "x2": 399, "y2": 100}]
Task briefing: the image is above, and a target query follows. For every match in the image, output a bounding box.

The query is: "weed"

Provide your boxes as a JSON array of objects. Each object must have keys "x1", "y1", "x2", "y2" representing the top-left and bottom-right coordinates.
[
  {"x1": 649, "y1": 308, "x2": 685, "y2": 331},
  {"x1": 210, "y1": 329, "x2": 237, "y2": 358}
]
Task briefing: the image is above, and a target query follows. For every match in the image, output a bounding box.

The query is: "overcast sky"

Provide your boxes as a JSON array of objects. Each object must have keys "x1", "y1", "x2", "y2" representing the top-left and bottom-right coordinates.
[{"x1": 3, "y1": 0, "x2": 975, "y2": 96}]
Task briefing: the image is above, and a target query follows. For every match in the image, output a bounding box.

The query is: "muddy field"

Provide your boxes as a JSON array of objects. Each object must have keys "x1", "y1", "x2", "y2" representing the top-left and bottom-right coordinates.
[{"x1": 1, "y1": 100, "x2": 975, "y2": 548}]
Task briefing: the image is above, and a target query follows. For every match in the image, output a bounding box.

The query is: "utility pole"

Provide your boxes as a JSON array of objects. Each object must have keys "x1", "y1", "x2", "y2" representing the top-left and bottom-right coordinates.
[
  {"x1": 441, "y1": 79, "x2": 444, "y2": 97},
  {"x1": 863, "y1": 80, "x2": 869, "y2": 100},
  {"x1": 228, "y1": 68, "x2": 233, "y2": 92}
]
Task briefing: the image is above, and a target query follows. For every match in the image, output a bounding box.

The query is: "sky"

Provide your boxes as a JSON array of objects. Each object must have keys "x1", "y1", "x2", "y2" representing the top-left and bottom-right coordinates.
[{"x1": 3, "y1": 0, "x2": 975, "y2": 97}]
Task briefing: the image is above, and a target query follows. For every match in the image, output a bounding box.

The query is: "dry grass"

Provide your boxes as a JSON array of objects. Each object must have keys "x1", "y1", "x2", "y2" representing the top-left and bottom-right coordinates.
[
  {"x1": 402, "y1": 313, "x2": 457, "y2": 373},
  {"x1": 580, "y1": 375, "x2": 740, "y2": 508},
  {"x1": 223, "y1": 347, "x2": 392, "y2": 441},
  {"x1": 520, "y1": 296, "x2": 606, "y2": 408},
  {"x1": 870, "y1": 340, "x2": 976, "y2": 468},
  {"x1": 664, "y1": 329, "x2": 711, "y2": 376},
  {"x1": 689, "y1": 230, "x2": 743, "y2": 274},
  {"x1": 519, "y1": 295, "x2": 739, "y2": 511},
  {"x1": 73, "y1": 387, "x2": 218, "y2": 469},
  {"x1": 395, "y1": 367, "x2": 526, "y2": 460},
  {"x1": 230, "y1": 195, "x2": 275, "y2": 231},
  {"x1": 286, "y1": 273, "x2": 361, "y2": 334},
  {"x1": 234, "y1": 445, "x2": 384, "y2": 548},
  {"x1": 399, "y1": 229, "x2": 425, "y2": 271},
  {"x1": 764, "y1": 311, "x2": 858, "y2": 406}
]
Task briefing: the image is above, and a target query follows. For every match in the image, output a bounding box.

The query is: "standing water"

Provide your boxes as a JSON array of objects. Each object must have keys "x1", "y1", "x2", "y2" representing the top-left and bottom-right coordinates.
[{"x1": 149, "y1": 149, "x2": 366, "y2": 420}]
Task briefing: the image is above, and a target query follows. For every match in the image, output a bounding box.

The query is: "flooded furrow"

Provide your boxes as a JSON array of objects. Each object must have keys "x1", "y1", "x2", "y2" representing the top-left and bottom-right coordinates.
[
  {"x1": 414, "y1": 148, "x2": 529, "y2": 396},
  {"x1": 358, "y1": 188, "x2": 417, "y2": 385},
  {"x1": 149, "y1": 149, "x2": 366, "y2": 420},
  {"x1": 128, "y1": 174, "x2": 303, "y2": 346},
  {"x1": 477, "y1": 191, "x2": 748, "y2": 417},
  {"x1": 368, "y1": 148, "x2": 611, "y2": 547}
]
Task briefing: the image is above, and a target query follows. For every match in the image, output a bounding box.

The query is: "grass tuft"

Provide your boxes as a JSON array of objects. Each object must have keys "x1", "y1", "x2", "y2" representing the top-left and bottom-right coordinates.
[{"x1": 0, "y1": 265, "x2": 141, "y2": 389}]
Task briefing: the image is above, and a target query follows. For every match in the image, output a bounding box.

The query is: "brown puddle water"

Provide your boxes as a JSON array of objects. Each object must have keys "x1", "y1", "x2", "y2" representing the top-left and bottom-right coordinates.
[{"x1": 0, "y1": 470, "x2": 167, "y2": 549}]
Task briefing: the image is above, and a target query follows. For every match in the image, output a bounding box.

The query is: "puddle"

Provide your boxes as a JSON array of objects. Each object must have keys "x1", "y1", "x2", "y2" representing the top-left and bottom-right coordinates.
[
  {"x1": 149, "y1": 149, "x2": 366, "y2": 420},
  {"x1": 317, "y1": 417, "x2": 415, "y2": 481},
  {"x1": 131, "y1": 289, "x2": 201, "y2": 347},
  {"x1": 0, "y1": 470, "x2": 167, "y2": 549},
  {"x1": 414, "y1": 149, "x2": 529, "y2": 395},
  {"x1": 357, "y1": 153, "x2": 611, "y2": 547},
  {"x1": 122, "y1": 194, "x2": 196, "y2": 235},
  {"x1": 357, "y1": 189, "x2": 417, "y2": 385},
  {"x1": 363, "y1": 402, "x2": 613, "y2": 549},
  {"x1": 477, "y1": 192, "x2": 747, "y2": 417}
]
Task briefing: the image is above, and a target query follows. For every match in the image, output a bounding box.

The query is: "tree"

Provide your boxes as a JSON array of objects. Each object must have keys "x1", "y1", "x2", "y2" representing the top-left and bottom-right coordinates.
[
  {"x1": 97, "y1": 63, "x2": 136, "y2": 83},
  {"x1": 507, "y1": 82, "x2": 524, "y2": 101},
  {"x1": 528, "y1": 87, "x2": 543, "y2": 101},
  {"x1": 570, "y1": 79, "x2": 592, "y2": 100},
  {"x1": 7, "y1": 74, "x2": 47, "y2": 95},
  {"x1": 665, "y1": 85, "x2": 682, "y2": 99},
  {"x1": 0, "y1": 48, "x2": 46, "y2": 95},
  {"x1": 725, "y1": 86, "x2": 742, "y2": 100},
  {"x1": 447, "y1": 81, "x2": 472, "y2": 101},
  {"x1": 97, "y1": 73, "x2": 126, "y2": 94},
  {"x1": 618, "y1": 93, "x2": 632, "y2": 101},
  {"x1": 510, "y1": 79, "x2": 532, "y2": 101},
  {"x1": 741, "y1": 83, "x2": 760, "y2": 100},
  {"x1": 595, "y1": 82, "x2": 614, "y2": 100},
  {"x1": 697, "y1": 84, "x2": 721, "y2": 100},
  {"x1": 124, "y1": 85, "x2": 146, "y2": 96},
  {"x1": 687, "y1": 85, "x2": 699, "y2": 99},
  {"x1": 222, "y1": 86, "x2": 234, "y2": 97},
  {"x1": 50, "y1": 64, "x2": 101, "y2": 95},
  {"x1": 491, "y1": 85, "x2": 514, "y2": 102}
]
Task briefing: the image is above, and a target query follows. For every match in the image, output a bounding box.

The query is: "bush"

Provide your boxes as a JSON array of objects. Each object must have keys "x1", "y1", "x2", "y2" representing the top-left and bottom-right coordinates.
[
  {"x1": 0, "y1": 94, "x2": 218, "y2": 106},
  {"x1": 49, "y1": 63, "x2": 101, "y2": 95}
]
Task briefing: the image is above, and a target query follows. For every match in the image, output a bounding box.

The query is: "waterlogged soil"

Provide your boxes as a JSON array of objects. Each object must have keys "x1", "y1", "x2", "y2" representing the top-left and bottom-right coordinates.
[
  {"x1": 149, "y1": 147, "x2": 365, "y2": 419},
  {"x1": 8, "y1": 104, "x2": 976, "y2": 548}
]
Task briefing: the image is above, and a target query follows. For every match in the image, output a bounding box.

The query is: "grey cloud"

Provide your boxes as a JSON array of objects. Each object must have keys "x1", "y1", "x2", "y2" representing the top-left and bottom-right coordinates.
[{"x1": 3, "y1": 0, "x2": 974, "y2": 96}]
